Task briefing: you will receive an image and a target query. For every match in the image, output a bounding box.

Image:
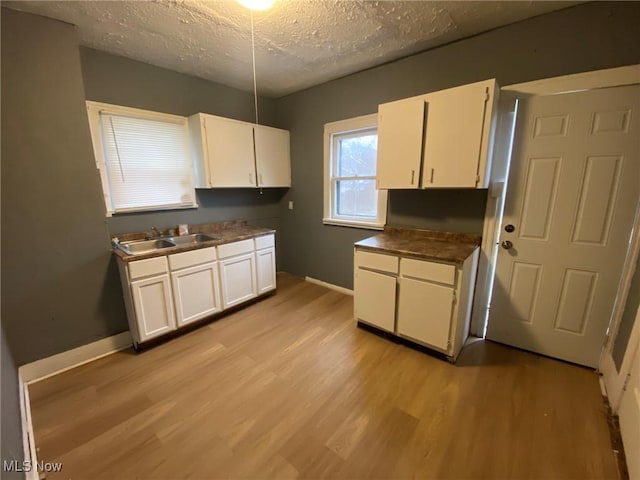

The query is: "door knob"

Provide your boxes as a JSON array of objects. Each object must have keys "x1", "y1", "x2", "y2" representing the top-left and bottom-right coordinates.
[{"x1": 501, "y1": 240, "x2": 513, "y2": 250}]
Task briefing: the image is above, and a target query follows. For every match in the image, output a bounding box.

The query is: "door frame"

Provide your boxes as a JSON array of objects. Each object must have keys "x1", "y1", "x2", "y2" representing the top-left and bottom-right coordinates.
[{"x1": 472, "y1": 65, "x2": 640, "y2": 359}]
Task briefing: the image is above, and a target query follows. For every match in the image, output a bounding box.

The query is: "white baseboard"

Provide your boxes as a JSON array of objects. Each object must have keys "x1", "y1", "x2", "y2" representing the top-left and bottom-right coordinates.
[
  {"x1": 19, "y1": 331, "x2": 132, "y2": 385},
  {"x1": 305, "y1": 276, "x2": 353, "y2": 296}
]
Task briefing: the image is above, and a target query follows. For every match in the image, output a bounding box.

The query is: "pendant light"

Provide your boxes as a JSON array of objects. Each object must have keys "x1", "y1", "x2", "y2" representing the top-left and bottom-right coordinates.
[
  {"x1": 237, "y1": 0, "x2": 275, "y2": 193},
  {"x1": 237, "y1": 0, "x2": 275, "y2": 124}
]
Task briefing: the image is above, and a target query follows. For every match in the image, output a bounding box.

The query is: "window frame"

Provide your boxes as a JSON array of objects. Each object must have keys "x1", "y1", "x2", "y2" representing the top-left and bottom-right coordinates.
[
  {"x1": 323, "y1": 114, "x2": 387, "y2": 229},
  {"x1": 86, "y1": 101, "x2": 197, "y2": 217}
]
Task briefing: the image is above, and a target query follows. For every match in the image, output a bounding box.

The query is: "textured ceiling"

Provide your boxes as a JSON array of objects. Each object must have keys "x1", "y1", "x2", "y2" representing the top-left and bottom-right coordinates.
[{"x1": 5, "y1": 1, "x2": 578, "y2": 97}]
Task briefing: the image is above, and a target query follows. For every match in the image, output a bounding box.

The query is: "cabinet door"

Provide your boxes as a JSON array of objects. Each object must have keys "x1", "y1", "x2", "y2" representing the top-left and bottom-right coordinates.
[
  {"x1": 219, "y1": 252, "x2": 258, "y2": 309},
  {"x1": 131, "y1": 274, "x2": 176, "y2": 342},
  {"x1": 421, "y1": 80, "x2": 493, "y2": 188},
  {"x1": 354, "y1": 268, "x2": 396, "y2": 333},
  {"x1": 256, "y1": 247, "x2": 276, "y2": 294},
  {"x1": 254, "y1": 126, "x2": 291, "y2": 187},
  {"x1": 171, "y1": 262, "x2": 222, "y2": 327},
  {"x1": 376, "y1": 98, "x2": 425, "y2": 189},
  {"x1": 204, "y1": 115, "x2": 256, "y2": 187},
  {"x1": 397, "y1": 277, "x2": 453, "y2": 352}
]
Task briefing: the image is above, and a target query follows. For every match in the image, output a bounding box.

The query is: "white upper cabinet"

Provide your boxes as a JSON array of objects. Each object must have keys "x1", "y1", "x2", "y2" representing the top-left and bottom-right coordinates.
[
  {"x1": 189, "y1": 113, "x2": 291, "y2": 188},
  {"x1": 254, "y1": 125, "x2": 291, "y2": 187},
  {"x1": 376, "y1": 79, "x2": 498, "y2": 189},
  {"x1": 377, "y1": 99, "x2": 426, "y2": 189}
]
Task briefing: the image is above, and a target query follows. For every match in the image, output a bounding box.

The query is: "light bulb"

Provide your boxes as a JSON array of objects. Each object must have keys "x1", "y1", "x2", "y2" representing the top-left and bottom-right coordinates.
[{"x1": 237, "y1": 0, "x2": 275, "y2": 11}]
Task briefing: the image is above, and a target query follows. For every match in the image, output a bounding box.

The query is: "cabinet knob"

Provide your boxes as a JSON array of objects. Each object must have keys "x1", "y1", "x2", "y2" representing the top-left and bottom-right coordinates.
[{"x1": 411, "y1": 170, "x2": 415, "y2": 185}]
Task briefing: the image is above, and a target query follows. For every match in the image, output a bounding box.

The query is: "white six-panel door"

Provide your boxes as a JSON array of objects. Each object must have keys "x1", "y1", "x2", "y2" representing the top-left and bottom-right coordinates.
[{"x1": 487, "y1": 85, "x2": 640, "y2": 367}]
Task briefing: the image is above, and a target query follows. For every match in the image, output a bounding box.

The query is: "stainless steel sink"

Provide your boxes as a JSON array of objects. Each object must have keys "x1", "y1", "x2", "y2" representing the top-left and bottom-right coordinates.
[
  {"x1": 118, "y1": 238, "x2": 176, "y2": 255},
  {"x1": 168, "y1": 233, "x2": 220, "y2": 245}
]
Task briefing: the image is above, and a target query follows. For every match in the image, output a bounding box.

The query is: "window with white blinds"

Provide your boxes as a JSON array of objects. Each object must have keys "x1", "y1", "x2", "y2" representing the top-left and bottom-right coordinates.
[{"x1": 86, "y1": 102, "x2": 196, "y2": 215}]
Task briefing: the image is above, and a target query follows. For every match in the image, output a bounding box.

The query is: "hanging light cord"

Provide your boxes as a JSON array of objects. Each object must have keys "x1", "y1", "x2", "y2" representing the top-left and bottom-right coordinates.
[{"x1": 250, "y1": 10, "x2": 259, "y2": 125}]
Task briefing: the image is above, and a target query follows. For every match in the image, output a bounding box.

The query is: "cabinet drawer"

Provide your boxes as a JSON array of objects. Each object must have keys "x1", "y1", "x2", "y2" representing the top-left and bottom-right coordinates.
[
  {"x1": 255, "y1": 234, "x2": 275, "y2": 250},
  {"x1": 400, "y1": 258, "x2": 455, "y2": 285},
  {"x1": 168, "y1": 246, "x2": 217, "y2": 271},
  {"x1": 355, "y1": 250, "x2": 398, "y2": 274},
  {"x1": 128, "y1": 256, "x2": 168, "y2": 280},
  {"x1": 218, "y1": 239, "x2": 254, "y2": 259}
]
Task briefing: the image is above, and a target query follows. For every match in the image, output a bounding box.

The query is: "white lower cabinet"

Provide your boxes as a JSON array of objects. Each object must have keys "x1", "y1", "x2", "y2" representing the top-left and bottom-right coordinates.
[
  {"x1": 218, "y1": 239, "x2": 258, "y2": 309},
  {"x1": 354, "y1": 247, "x2": 479, "y2": 361},
  {"x1": 354, "y1": 269, "x2": 397, "y2": 333},
  {"x1": 169, "y1": 246, "x2": 222, "y2": 327},
  {"x1": 255, "y1": 234, "x2": 276, "y2": 295},
  {"x1": 256, "y1": 247, "x2": 276, "y2": 294},
  {"x1": 397, "y1": 277, "x2": 454, "y2": 351},
  {"x1": 131, "y1": 274, "x2": 177, "y2": 342},
  {"x1": 117, "y1": 234, "x2": 276, "y2": 347},
  {"x1": 219, "y1": 253, "x2": 258, "y2": 309},
  {"x1": 171, "y1": 262, "x2": 222, "y2": 327}
]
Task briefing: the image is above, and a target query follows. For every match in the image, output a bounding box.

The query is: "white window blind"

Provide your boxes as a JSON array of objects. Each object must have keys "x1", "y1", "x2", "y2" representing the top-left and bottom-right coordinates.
[{"x1": 99, "y1": 112, "x2": 195, "y2": 214}]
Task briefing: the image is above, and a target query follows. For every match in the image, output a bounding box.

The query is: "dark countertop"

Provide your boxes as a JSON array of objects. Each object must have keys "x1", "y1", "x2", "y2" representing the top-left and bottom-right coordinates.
[
  {"x1": 354, "y1": 226, "x2": 481, "y2": 264},
  {"x1": 112, "y1": 220, "x2": 275, "y2": 263}
]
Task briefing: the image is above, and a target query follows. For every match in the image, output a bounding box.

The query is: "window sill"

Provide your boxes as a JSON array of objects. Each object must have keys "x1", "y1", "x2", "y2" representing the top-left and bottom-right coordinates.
[
  {"x1": 322, "y1": 218, "x2": 385, "y2": 231},
  {"x1": 107, "y1": 203, "x2": 199, "y2": 217}
]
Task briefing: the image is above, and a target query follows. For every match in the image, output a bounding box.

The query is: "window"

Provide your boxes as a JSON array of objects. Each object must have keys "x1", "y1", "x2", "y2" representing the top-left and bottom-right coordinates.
[
  {"x1": 323, "y1": 114, "x2": 387, "y2": 229},
  {"x1": 86, "y1": 101, "x2": 196, "y2": 216}
]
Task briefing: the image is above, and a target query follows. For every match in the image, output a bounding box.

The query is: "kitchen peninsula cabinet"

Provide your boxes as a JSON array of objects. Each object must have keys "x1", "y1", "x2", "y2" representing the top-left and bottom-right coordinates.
[
  {"x1": 354, "y1": 227, "x2": 480, "y2": 361},
  {"x1": 376, "y1": 79, "x2": 498, "y2": 189},
  {"x1": 189, "y1": 113, "x2": 291, "y2": 188}
]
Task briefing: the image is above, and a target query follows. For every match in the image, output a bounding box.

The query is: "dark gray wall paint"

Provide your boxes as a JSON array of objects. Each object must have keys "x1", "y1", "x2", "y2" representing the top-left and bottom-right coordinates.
[
  {"x1": 274, "y1": 1, "x2": 640, "y2": 289},
  {"x1": 79, "y1": 48, "x2": 285, "y2": 240},
  {"x1": 387, "y1": 189, "x2": 488, "y2": 234},
  {"x1": 1, "y1": 8, "x2": 127, "y2": 365},
  {"x1": 613, "y1": 256, "x2": 640, "y2": 369},
  {"x1": 1, "y1": 329, "x2": 25, "y2": 480},
  {"x1": 1, "y1": 12, "x2": 286, "y2": 365},
  {"x1": 79, "y1": 47, "x2": 278, "y2": 127}
]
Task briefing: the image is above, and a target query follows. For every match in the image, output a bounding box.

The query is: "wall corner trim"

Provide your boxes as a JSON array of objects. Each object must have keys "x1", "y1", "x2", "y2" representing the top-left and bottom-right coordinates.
[
  {"x1": 305, "y1": 276, "x2": 354, "y2": 296},
  {"x1": 19, "y1": 372, "x2": 39, "y2": 480},
  {"x1": 19, "y1": 331, "x2": 132, "y2": 385}
]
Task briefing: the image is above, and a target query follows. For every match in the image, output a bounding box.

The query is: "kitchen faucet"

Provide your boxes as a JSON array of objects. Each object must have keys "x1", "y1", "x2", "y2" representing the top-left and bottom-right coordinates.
[{"x1": 146, "y1": 226, "x2": 161, "y2": 239}]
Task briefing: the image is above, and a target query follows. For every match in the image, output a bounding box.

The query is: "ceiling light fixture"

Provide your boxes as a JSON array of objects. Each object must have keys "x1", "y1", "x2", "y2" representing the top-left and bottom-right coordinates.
[{"x1": 237, "y1": 0, "x2": 275, "y2": 11}]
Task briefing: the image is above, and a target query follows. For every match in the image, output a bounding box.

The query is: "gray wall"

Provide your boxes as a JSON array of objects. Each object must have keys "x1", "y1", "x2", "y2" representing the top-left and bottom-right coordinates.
[
  {"x1": 1, "y1": 11, "x2": 286, "y2": 365},
  {"x1": 274, "y1": 1, "x2": 640, "y2": 289},
  {"x1": 1, "y1": 329, "x2": 25, "y2": 480},
  {"x1": 2, "y1": 2, "x2": 640, "y2": 365},
  {"x1": 1, "y1": 8, "x2": 127, "y2": 365},
  {"x1": 79, "y1": 47, "x2": 286, "y2": 237}
]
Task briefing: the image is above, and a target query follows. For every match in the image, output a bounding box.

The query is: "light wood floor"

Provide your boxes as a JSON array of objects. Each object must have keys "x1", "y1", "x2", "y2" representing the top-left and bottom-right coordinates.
[{"x1": 29, "y1": 273, "x2": 618, "y2": 480}]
